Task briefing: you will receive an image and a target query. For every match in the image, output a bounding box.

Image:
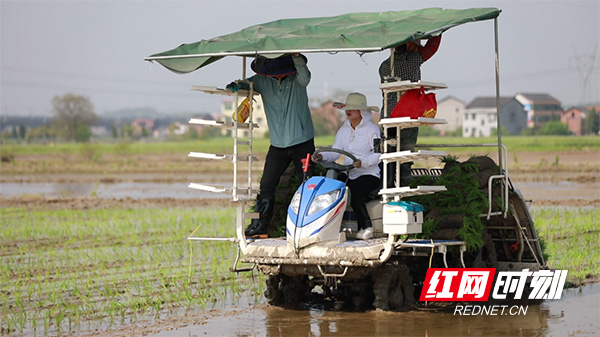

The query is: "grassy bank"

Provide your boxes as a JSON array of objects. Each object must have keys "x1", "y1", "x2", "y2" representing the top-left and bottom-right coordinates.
[
  {"x1": 1, "y1": 135, "x2": 597, "y2": 176},
  {"x1": 1, "y1": 205, "x2": 597, "y2": 335},
  {"x1": 1, "y1": 135, "x2": 598, "y2": 157}
]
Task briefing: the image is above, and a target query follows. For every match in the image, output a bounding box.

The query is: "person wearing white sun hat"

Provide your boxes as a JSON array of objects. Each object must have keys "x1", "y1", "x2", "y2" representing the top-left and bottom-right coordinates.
[{"x1": 314, "y1": 92, "x2": 381, "y2": 240}]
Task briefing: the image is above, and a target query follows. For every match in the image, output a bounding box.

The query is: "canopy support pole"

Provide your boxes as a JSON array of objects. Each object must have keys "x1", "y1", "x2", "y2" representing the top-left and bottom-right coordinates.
[
  {"x1": 494, "y1": 18, "x2": 503, "y2": 174},
  {"x1": 242, "y1": 56, "x2": 247, "y2": 80}
]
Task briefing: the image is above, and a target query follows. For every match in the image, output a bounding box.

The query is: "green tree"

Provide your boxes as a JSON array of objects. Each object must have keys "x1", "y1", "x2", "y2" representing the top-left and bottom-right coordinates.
[
  {"x1": 75, "y1": 125, "x2": 93, "y2": 142},
  {"x1": 51, "y1": 93, "x2": 98, "y2": 141},
  {"x1": 586, "y1": 108, "x2": 599, "y2": 135},
  {"x1": 120, "y1": 124, "x2": 134, "y2": 139},
  {"x1": 9, "y1": 125, "x2": 26, "y2": 140},
  {"x1": 538, "y1": 121, "x2": 572, "y2": 135},
  {"x1": 111, "y1": 124, "x2": 119, "y2": 139},
  {"x1": 418, "y1": 126, "x2": 441, "y2": 137},
  {"x1": 199, "y1": 125, "x2": 221, "y2": 139},
  {"x1": 25, "y1": 125, "x2": 56, "y2": 143},
  {"x1": 520, "y1": 127, "x2": 536, "y2": 136},
  {"x1": 446, "y1": 127, "x2": 463, "y2": 137},
  {"x1": 168, "y1": 122, "x2": 179, "y2": 138},
  {"x1": 312, "y1": 113, "x2": 338, "y2": 136},
  {"x1": 491, "y1": 126, "x2": 511, "y2": 136},
  {"x1": 141, "y1": 126, "x2": 150, "y2": 138},
  {"x1": 18, "y1": 125, "x2": 26, "y2": 139},
  {"x1": 187, "y1": 127, "x2": 199, "y2": 139}
]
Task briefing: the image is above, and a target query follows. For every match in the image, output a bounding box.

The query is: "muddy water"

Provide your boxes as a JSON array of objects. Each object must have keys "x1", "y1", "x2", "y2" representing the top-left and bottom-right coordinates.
[
  {"x1": 2, "y1": 180, "x2": 599, "y2": 203},
  {"x1": 148, "y1": 284, "x2": 599, "y2": 337},
  {"x1": 3, "y1": 174, "x2": 598, "y2": 336},
  {"x1": 512, "y1": 181, "x2": 600, "y2": 204},
  {"x1": 0, "y1": 181, "x2": 229, "y2": 199}
]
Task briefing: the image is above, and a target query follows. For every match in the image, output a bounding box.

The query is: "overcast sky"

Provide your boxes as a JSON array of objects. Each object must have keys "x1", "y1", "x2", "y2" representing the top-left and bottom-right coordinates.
[{"x1": 1, "y1": 0, "x2": 599, "y2": 117}]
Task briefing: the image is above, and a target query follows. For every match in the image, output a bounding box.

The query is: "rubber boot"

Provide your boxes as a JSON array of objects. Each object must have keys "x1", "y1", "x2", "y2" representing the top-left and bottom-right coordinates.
[{"x1": 245, "y1": 195, "x2": 274, "y2": 237}]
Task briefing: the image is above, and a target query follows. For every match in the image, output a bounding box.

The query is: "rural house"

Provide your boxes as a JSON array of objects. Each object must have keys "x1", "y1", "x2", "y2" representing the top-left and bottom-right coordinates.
[
  {"x1": 561, "y1": 107, "x2": 586, "y2": 136},
  {"x1": 433, "y1": 96, "x2": 466, "y2": 134},
  {"x1": 515, "y1": 93, "x2": 563, "y2": 129},
  {"x1": 463, "y1": 96, "x2": 525, "y2": 137},
  {"x1": 131, "y1": 118, "x2": 155, "y2": 137}
]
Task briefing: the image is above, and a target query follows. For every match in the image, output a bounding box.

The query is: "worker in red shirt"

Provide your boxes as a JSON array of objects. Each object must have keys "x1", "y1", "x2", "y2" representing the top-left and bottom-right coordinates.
[{"x1": 379, "y1": 35, "x2": 442, "y2": 186}]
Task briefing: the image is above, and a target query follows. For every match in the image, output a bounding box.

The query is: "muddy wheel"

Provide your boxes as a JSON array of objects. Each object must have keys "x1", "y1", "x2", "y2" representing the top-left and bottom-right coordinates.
[
  {"x1": 281, "y1": 275, "x2": 309, "y2": 305},
  {"x1": 265, "y1": 275, "x2": 282, "y2": 305},
  {"x1": 348, "y1": 284, "x2": 372, "y2": 311},
  {"x1": 372, "y1": 262, "x2": 415, "y2": 311},
  {"x1": 265, "y1": 275, "x2": 309, "y2": 306}
]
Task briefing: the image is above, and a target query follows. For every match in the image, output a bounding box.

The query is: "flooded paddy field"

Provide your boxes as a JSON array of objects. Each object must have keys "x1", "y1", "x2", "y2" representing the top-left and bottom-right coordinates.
[
  {"x1": 2, "y1": 177, "x2": 598, "y2": 206},
  {"x1": 144, "y1": 283, "x2": 600, "y2": 337},
  {"x1": 1, "y1": 149, "x2": 598, "y2": 207},
  {"x1": 1, "y1": 149, "x2": 598, "y2": 337}
]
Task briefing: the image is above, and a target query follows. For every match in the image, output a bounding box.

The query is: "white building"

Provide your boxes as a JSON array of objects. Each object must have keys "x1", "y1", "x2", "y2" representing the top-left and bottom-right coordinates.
[
  {"x1": 463, "y1": 97, "x2": 508, "y2": 137},
  {"x1": 463, "y1": 105, "x2": 497, "y2": 138},
  {"x1": 463, "y1": 96, "x2": 527, "y2": 137},
  {"x1": 220, "y1": 95, "x2": 268, "y2": 138},
  {"x1": 433, "y1": 96, "x2": 465, "y2": 134}
]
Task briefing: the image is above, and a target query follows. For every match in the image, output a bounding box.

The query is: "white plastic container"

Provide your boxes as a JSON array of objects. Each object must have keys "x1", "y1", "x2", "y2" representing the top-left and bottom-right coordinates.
[{"x1": 383, "y1": 201, "x2": 425, "y2": 235}]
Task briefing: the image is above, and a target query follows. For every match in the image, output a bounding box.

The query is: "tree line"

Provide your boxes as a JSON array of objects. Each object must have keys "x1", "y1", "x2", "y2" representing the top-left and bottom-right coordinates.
[
  {"x1": 3, "y1": 93, "x2": 598, "y2": 144},
  {"x1": 2, "y1": 93, "x2": 98, "y2": 143}
]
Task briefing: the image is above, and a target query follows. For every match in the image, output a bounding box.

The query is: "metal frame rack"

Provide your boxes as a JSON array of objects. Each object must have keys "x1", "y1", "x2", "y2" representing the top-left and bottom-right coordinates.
[
  {"x1": 187, "y1": 84, "x2": 259, "y2": 202},
  {"x1": 187, "y1": 80, "x2": 260, "y2": 254},
  {"x1": 378, "y1": 80, "x2": 449, "y2": 203}
]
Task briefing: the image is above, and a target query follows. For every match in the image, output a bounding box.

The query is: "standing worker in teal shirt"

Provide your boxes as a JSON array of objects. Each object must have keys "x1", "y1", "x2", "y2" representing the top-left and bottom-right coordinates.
[{"x1": 227, "y1": 53, "x2": 314, "y2": 237}]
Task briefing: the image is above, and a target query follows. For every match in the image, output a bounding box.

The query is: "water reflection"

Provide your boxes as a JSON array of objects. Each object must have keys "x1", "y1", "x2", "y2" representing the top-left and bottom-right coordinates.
[
  {"x1": 2, "y1": 180, "x2": 597, "y2": 202},
  {"x1": 149, "y1": 284, "x2": 598, "y2": 337},
  {"x1": 261, "y1": 306, "x2": 552, "y2": 337},
  {"x1": 1, "y1": 182, "x2": 95, "y2": 198},
  {"x1": 0, "y1": 181, "x2": 228, "y2": 199},
  {"x1": 513, "y1": 181, "x2": 600, "y2": 202}
]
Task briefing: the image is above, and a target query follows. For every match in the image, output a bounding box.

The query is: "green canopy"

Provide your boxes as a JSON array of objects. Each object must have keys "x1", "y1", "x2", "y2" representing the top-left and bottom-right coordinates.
[{"x1": 146, "y1": 7, "x2": 500, "y2": 74}]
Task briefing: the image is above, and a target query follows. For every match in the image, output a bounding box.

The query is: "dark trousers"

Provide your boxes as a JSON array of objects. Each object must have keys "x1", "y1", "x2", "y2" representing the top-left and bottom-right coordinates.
[
  {"x1": 259, "y1": 138, "x2": 315, "y2": 199},
  {"x1": 384, "y1": 127, "x2": 419, "y2": 188},
  {"x1": 341, "y1": 174, "x2": 381, "y2": 230}
]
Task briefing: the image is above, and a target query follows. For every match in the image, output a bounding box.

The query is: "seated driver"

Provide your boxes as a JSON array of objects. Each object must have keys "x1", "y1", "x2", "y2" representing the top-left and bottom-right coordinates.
[{"x1": 313, "y1": 92, "x2": 381, "y2": 240}]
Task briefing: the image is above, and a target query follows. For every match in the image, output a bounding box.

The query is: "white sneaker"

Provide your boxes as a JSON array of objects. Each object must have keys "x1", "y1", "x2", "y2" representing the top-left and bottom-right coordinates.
[
  {"x1": 356, "y1": 228, "x2": 365, "y2": 238},
  {"x1": 356, "y1": 227, "x2": 373, "y2": 240}
]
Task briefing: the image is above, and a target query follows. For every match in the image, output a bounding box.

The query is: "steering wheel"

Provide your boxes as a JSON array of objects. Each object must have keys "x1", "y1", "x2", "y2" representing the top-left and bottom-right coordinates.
[{"x1": 313, "y1": 147, "x2": 358, "y2": 172}]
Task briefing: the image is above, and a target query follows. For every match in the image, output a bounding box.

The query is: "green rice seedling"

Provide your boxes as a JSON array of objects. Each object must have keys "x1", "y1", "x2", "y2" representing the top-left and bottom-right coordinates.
[
  {"x1": 0, "y1": 206, "x2": 261, "y2": 335},
  {"x1": 532, "y1": 207, "x2": 599, "y2": 284}
]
